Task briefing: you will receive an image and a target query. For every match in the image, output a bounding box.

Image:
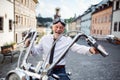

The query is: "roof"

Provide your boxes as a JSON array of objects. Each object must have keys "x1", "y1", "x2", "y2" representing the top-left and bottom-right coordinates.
[{"x1": 96, "y1": 0, "x2": 110, "y2": 7}]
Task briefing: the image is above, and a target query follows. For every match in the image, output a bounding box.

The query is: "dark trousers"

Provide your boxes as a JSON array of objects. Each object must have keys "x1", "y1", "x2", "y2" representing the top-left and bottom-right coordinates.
[{"x1": 49, "y1": 67, "x2": 70, "y2": 80}]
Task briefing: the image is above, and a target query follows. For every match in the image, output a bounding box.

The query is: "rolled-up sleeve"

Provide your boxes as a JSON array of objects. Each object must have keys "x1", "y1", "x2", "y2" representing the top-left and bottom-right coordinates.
[
  {"x1": 31, "y1": 44, "x2": 43, "y2": 55},
  {"x1": 70, "y1": 43, "x2": 92, "y2": 55},
  {"x1": 31, "y1": 37, "x2": 44, "y2": 55}
]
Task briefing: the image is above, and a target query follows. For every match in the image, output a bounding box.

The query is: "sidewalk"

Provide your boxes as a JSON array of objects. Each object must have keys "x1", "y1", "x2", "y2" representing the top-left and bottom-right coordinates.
[{"x1": 0, "y1": 51, "x2": 20, "y2": 78}]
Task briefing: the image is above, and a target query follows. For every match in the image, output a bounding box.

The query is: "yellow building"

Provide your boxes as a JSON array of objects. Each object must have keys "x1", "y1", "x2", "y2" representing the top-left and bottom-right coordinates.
[{"x1": 14, "y1": 0, "x2": 38, "y2": 43}]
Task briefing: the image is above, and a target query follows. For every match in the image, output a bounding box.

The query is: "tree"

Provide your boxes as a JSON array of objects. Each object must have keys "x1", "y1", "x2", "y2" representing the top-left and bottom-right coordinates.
[{"x1": 36, "y1": 17, "x2": 53, "y2": 27}]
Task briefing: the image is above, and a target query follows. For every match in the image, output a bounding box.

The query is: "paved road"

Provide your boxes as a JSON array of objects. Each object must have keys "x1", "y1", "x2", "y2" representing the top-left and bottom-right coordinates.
[
  {"x1": 66, "y1": 40, "x2": 120, "y2": 80},
  {"x1": 0, "y1": 40, "x2": 120, "y2": 80}
]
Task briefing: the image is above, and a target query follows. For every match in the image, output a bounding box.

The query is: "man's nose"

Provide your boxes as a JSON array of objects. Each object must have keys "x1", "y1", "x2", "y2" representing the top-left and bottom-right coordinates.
[{"x1": 57, "y1": 27, "x2": 61, "y2": 30}]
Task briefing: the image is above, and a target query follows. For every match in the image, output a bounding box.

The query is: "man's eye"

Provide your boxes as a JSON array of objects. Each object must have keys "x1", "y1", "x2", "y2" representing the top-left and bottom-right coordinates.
[
  {"x1": 60, "y1": 27, "x2": 63, "y2": 29},
  {"x1": 56, "y1": 26, "x2": 58, "y2": 28}
]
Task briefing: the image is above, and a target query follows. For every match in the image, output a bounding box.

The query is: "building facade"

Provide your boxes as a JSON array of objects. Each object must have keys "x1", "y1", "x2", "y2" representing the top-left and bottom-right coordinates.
[
  {"x1": 80, "y1": 12, "x2": 91, "y2": 35},
  {"x1": 14, "y1": 0, "x2": 38, "y2": 43},
  {"x1": 0, "y1": 0, "x2": 14, "y2": 46},
  {"x1": 75, "y1": 16, "x2": 81, "y2": 30},
  {"x1": 80, "y1": 5, "x2": 97, "y2": 36},
  {"x1": 91, "y1": 1, "x2": 112, "y2": 37},
  {"x1": 111, "y1": 0, "x2": 120, "y2": 38}
]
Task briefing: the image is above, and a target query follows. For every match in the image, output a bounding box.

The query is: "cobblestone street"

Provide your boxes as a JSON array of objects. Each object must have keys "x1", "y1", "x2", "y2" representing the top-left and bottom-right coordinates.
[
  {"x1": 1, "y1": 0, "x2": 120, "y2": 80},
  {"x1": 0, "y1": 40, "x2": 120, "y2": 80}
]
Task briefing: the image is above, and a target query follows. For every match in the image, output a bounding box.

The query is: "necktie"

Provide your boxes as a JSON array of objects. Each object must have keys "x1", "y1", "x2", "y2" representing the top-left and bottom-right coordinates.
[{"x1": 49, "y1": 39, "x2": 56, "y2": 64}]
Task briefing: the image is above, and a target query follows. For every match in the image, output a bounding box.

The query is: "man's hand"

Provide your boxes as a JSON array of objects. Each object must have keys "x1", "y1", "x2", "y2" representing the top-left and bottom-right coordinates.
[
  {"x1": 89, "y1": 47, "x2": 99, "y2": 54},
  {"x1": 25, "y1": 38, "x2": 30, "y2": 47}
]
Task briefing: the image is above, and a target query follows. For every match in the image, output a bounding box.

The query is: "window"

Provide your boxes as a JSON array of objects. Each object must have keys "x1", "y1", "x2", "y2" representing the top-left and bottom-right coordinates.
[
  {"x1": 109, "y1": 15, "x2": 111, "y2": 22},
  {"x1": 104, "y1": 16, "x2": 107, "y2": 23},
  {"x1": 92, "y1": 19, "x2": 94, "y2": 24},
  {"x1": 93, "y1": 29, "x2": 96, "y2": 34},
  {"x1": 7, "y1": 0, "x2": 13, "y2": 2},
  {"x1": 7, "y1": 0, "x2": 10, "y2": 1},
  {"x1": 24, "y1": 17, "x2": 26, "y2": 25},
  {"x1": 16, "y1": 15, "x2": 18, "y2": 24},
  {"x1": 21, "y1": 0, "x2": 23, "y2": 4},
  {"x1": 94, "y1": 29, "x2": 96, "y2": 34},
  {"x1": 114, "y1": 22, "x2": 117, "y2": 31},
  {"x1": 95, "y1": 18, "x2": 97, "y2": 24},
  {"x1": 101, "y1": 17, "x2": 103, "y2": 23},
  {"x1": 97, "y1": 30, "x2": 99, "y2": 34},
  {"x1": 9, "y1": 19, "x2": 12, "y2": 30},
  {"x1": 98, "y1": 18, "x2": 101, "y2": 24},
  {"x1": 116, "y1": 1, "x2": 119, "y2": 10},
  {"x1": 119, "y1": 22, "x2": 120, "y2": 31},
  {"x1": 0, "y1": 17, "x2": 3, "y2": 30},
  {"x1": 21, "y1": 17, "x2": 23, "y2": 25},
  {"x1": 100, "y1": 30, "x2": 102, "y2": 35},
  {"x1": 25, "y1": 0, "x2": 26, "y2": 5}
]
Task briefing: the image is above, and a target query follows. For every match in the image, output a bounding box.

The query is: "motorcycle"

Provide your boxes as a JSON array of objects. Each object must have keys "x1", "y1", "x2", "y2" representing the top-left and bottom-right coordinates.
[{"x1": 5, "y1": 30, "x2": 109, "y2": 80}]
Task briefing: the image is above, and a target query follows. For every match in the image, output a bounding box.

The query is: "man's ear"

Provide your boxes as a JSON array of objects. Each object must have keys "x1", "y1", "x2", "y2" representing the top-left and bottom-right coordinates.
[{"x1": 51, "y1": 26, "x2": 54, "y2": 34}]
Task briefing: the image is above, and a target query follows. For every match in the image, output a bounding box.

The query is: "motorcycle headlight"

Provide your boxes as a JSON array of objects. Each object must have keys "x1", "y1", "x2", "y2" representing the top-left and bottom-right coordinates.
[
  {"x1": 6, "y1": 69, "x2": 29, "y2": 80},
  {"x1": 6, "y1": 73, "x2": 21, "y2": 80}
]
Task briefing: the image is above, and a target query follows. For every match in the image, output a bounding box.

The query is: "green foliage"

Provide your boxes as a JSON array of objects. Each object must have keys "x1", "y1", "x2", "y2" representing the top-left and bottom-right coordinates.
[
  {"x1": 65, "y1": 17, "x2": 75, "y2": 23},
  {"x1": 3, "y1": 42, "x2": 10, "y2": 46},
  {"x1": 3, "y1": 41, "x2": 16, "y2": 47},
  {"x1": 36, "y1": 17, "x2": 53, "y2": 26},
  {"x1": 10, "y1": 42, "x2": 16, "y2": 45}
]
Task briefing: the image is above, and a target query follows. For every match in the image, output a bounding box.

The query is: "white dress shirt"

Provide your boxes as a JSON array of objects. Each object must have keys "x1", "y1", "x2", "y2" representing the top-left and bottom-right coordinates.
[{"x1": 31, "y1": 34, "x2": 91, "y2": 65}]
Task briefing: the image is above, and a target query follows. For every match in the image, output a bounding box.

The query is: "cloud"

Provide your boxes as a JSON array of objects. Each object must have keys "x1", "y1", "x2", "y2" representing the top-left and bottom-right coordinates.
[
  {"x1": 36, "y1": 1, "x2": 55, "y2": 18},
  {"x1": 36, "y1": 0, "x2": 102, "y2": 19},
  {"x1": 60, "y1": 5, "x2": 74, "y2": 19}
]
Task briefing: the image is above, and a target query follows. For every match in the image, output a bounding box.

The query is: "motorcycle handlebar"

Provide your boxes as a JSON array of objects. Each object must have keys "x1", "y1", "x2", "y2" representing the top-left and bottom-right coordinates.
[
  {"x1": 95, "y1": 43, "x2": 109, "y2": 57},
  {"x1": 86, "y1": 36, "x2": 109, "y2": 57}
]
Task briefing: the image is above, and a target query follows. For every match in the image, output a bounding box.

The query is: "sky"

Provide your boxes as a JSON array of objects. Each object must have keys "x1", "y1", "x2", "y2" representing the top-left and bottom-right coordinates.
[{"x1": 36, "y1": 0, "x2": 102, "y2": 19}]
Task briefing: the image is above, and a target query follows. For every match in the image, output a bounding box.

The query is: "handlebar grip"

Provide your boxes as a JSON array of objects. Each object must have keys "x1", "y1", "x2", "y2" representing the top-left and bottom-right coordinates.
[
  {"x1": 87, "y1": 36, "x2": 109, "y2": 57},
  {"x1": 94, "y1": 43, "x2": 109, "y2": 57}
]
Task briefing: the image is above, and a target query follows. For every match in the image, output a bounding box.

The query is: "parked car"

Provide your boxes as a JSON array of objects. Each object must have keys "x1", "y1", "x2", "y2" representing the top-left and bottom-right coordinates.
[
  {"x1": 106, "y1": 35, "x2": 115, "y2": 42},
  {"x1": 106, "y1": 35, "x2": 120, "y2": 44}
]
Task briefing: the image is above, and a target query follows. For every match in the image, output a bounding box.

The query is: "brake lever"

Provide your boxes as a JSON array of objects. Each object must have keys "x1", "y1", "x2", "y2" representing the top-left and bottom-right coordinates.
[{"x1": 86, "y1": 36, "x2": 109, "y2": 57}]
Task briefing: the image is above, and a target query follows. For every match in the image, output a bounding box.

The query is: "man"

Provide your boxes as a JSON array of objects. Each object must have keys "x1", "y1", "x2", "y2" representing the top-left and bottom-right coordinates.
[{"x1": 25, "y1": 18, "x2": 98, "y2": 80}]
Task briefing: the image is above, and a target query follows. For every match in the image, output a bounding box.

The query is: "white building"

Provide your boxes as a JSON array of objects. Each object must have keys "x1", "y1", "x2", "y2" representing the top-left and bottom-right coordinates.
[
  {"x1": 0, "y1": 0, "x2": 14, "y2": 46},
  {"x1": 80, "y1": 0, "x2": 110, "y2": 36},
  {"x1": 80, "y1": 5, "x2": 96, "y2": 35},
  {"x1": 111, "y1": 0, "x2": 120, "y2": 38}
]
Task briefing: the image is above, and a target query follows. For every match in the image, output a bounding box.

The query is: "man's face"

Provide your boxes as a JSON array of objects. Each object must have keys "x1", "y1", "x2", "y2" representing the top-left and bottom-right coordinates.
[{"x1": 52, "y1": 22, "x2": 65, "y2": 35}]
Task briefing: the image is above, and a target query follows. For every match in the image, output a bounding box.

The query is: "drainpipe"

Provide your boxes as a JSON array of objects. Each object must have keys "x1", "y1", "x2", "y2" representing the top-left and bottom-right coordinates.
[
  {"x1": 110, "y1": 1, "x2": 113, "y2": 35},
  {"x1": 13, "y1": 0, "x2": 16, "y2": 42}
]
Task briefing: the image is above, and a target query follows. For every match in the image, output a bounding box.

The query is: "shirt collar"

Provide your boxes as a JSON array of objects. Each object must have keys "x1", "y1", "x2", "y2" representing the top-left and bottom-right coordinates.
[{"x1": 51, "y1": 34, "x2": 63, "y2": 41}]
